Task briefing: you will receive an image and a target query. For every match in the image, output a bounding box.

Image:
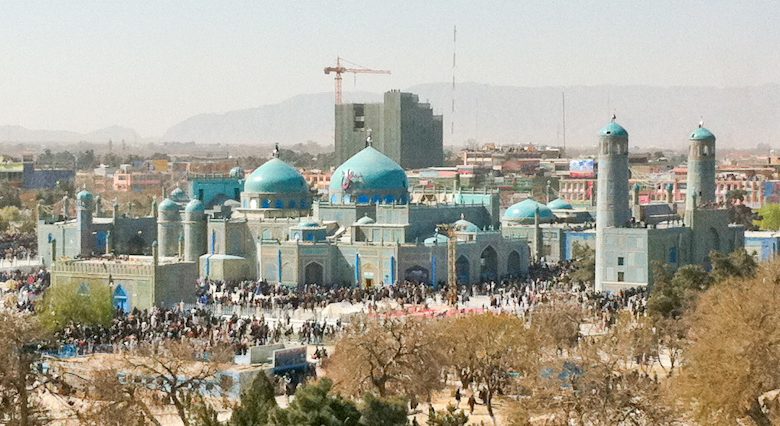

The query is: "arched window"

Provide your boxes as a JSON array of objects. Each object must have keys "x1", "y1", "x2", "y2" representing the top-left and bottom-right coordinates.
[
  {"x1": 288, "y1": 200, "x2": 297, "y2": 209},
  {"x1": 261, "y1": 199, "x2": 271, "y2": 208},
  {"x1": 357, "y1": 195, "x2": 370, "y2": 204},
  {"x1": 274, "y1": 199, "x2": 284, "y2": 209}
]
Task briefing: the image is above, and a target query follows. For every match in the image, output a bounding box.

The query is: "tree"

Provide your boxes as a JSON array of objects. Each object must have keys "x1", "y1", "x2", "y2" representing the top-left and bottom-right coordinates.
[
  {"x1": 359, "y1": 393, "x2": 408, "y2": 426},
  {"x1": 425, "y1": 404, "x2": 468, "y2": 426},
  {"x1": 530, "y1": 302, "x2": 583, "y2": 353},
  {"x1": 118, "y1": 339, "x2": 233, "y2": 426},
  {"x1": 675, "y1": 261, "x2": 780, "y2": 425},
  {"x1": 326, "y1": 316, "x2": 444, "y2": 399},
  {"x1": 528, "y1": 314, "x2": 676, "y2": 425},
  {"x1": 647, "y1": 263, "x2": 711, "y2": 319},
  {"x1": 710, "y1": 249, "x2": 758, "y2": 283},
  {"x1": 230, "y1": 371, "x2": 278, "y2": 426},
  {"x1": 757, "y1": 204, "x2": 780, "y2": 230},
  {"x1": 36, "y1": 282, "x2": 114, "y2": 332},
  {"x1": 569, "y1": 242, "x2": 595, "y2": 286},
  {"x1": 71, "y1": 367, "x2": 162, "y2": 426},
  {"x1": 0, "y1": 186, "x2": 22, "y2": 209},
  {"x1": 269, "y1": 378, "x2": 360, "y2": 426},
  {"x1": 438, "y1": 313, "x2": 540, "y2": 421},
  {"x1": 0, "y1": 313, "x2": 51, "y2": 425},
  {"x1": 727, "y1": 189, "x2": 758, "y2": 230}
]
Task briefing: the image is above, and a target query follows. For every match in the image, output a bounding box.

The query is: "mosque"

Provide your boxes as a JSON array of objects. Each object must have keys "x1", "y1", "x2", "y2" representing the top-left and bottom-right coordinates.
[{"x1": 40, "y1": 141, "x2": 530, "y2": 310}]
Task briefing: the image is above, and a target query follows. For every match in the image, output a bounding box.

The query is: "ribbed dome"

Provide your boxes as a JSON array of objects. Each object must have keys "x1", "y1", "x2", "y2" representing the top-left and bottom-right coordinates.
[
  {"x1": 690, "y1": 127, "x2": 716, "y2": 142},
  {"x1": 504, "y1": 199, "x2": 554, "y2": 222},
  {"x1": 245, "y1": 158, "x2": 309, "y2": 194},
  {"x1": 158, "y1": 198, "x2": 180, "y2": 212},
  {"x1": 329, "y1": 146, "x2": 408, "y2": 199},
  {"x1": 547, "y1": 198, "x2": 573, "y2": 210},
  {"x1": 184, "y1": 199, "x2": 205, "y2": 213},
  {"x1": 599, "y1": 121, "x2": 628, "y2": 138},
  {"x1": 76, "y1": 189, "x2": 93, "y2": 203}
]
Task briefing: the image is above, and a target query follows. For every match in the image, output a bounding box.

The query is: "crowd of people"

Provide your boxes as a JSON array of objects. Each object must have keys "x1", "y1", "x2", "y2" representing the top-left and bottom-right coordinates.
[
  {"x1": 1, "y1": 267, "x2": 50, "y2": 312},
  {"x1": 0, "y1": 230, "x2": 36, "y2": 260}
]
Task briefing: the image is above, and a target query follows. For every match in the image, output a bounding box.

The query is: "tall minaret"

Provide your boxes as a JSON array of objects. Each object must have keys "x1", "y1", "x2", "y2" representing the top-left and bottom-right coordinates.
[
  {"x1": 183, "y1": 199, "x2": 207, "y2": 262},
  {"x1": 595, "y1": 115, "x2": 630, "y2": 292},
  {"x1": 76, "y1": 189, "x2": 94, "y2": 257},
  {"x1": 157, "y1": 198, "x2": 181, "y2": 257},
  {"x1": 685, "y1": 121, "x2": 716, "y2": 222}
]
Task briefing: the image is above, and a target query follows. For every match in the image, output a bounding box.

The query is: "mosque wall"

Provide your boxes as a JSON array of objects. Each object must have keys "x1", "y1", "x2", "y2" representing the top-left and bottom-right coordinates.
[
  {"x1": 112, "y1": 217, "x2": 157, "y2": 255},
  {"x1": 155, "y1": 262, "x2": 199, "y2": 306},
  {"x1": 51, "y1": 261, "x2": 155, "y2": 310},
  {"x1": 188, "y1": 177, "x2": 243, "y2": 209}
]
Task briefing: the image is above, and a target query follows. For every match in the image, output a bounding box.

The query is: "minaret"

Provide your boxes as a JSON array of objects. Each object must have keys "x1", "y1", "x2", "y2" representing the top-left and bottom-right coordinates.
[
  {"x1": 157, "y1": 198, "x2": 181, "y2": 257},
  {"x1": 183, "y1": 199, "x2": 207, "y2": 262},
  {"x1": 595, "y1": 116, "x2": 630, "y2": 292},
  {"x1": 76, "y1": 189, "x2": 94, "y2": 257},
  {"x1": 685, "y1": 121, "x2": 716, "y2": 224}
]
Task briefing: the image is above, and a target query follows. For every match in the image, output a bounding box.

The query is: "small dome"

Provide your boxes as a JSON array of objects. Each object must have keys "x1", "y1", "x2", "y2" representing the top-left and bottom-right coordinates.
[
  {"x1": 223, "y1": 199, "x2": 241, "y2": 207},
  {"x1": 355, "y1": 215, "x2": 375, "y2": 225},
  {"x1": 229, "y1": 166, "x2": 245, "y2": 179},
  {"x1": 298, "y1": 220, "x2": 320, "y2": 228},
  {"x1": 245, "y1": 158, "x2": 309, "y2": 194},
  {"x1": 547, "y1": 198, "x2": 573, "y2": 210},
  {"x1": 329, "y1": 146, "x2": 408, "y2": 204},
  {"x1": 599, "y1": 121, "x2": 628, "y2": 138},
  {"x1": 169, "y1": 187, "x2": 189, "y2": 202},
  {"x1": 158, "y1": 198, "x2": 180, "y2": 212},
  {"x1": 424, "y1": 234, "x2": 450, "y2": 246},
  {"x1": 184, "y1": 199, "x2": 205, "y2": 213},
  {"x1": 76, "y1": 189, "x2": 93, "y2": 203},
  {"x1": 504, "y1": 199, "x2": 554, "y2": 222},
  {"x1": 453, "y1": 218, "x2": 480, "y2": 233},
  {"x1": 690, "y1": 127, "x2": 716, "y2": 142}
]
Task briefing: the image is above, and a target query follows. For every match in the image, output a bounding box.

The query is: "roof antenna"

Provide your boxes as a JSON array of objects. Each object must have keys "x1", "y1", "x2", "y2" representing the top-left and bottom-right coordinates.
[
  {"x1": 365, "y1": 128, "x2": 373, "y2": 147},
  {"x1": 272, "y1": 143, "x2": 280, "y2": 158}
]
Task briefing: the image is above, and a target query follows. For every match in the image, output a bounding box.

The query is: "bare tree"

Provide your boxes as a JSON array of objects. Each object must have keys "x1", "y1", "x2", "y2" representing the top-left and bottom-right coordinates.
[{"x1": 325, "y1": 315, "x2": 445, "y2": 400}]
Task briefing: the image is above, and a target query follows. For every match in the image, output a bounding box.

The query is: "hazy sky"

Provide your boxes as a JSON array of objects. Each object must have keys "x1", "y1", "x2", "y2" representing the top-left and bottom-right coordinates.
[{"x1": 1, "y1": 1, "x2": 778, "y2": 136}]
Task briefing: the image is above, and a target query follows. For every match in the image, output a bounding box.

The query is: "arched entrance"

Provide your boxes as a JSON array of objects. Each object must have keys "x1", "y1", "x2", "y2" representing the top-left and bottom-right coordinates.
[
  {"x1": 456, "y1": 256, "x2": 470, "y2": 284},
  {"x1": 304, "y1": 262, "x2": 324, "y2": 285},
  {"x1": 113, "y1": 285, "x2": 130, "y2": 313},
  {"x1": 404, "y1": 265, "x2": 429, "y2": 283},
  {"x1": 480, "y1": 246, "x2": 498, "y2": 281},
  {"x1": 507, "y1": 250, "x2": 522, "y2": 276},
  {"x1": 709, "y1": 227, "x2": 721, "y2": 251}
]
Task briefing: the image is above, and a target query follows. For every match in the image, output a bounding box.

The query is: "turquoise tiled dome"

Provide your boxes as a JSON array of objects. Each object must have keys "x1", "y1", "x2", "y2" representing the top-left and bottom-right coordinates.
[
  {"x1": 329, "y1": 146, "x2": 409, "y2": 204},
  {"x1": 184, "y1": 199, "x2": 205, "y2": 213},
  {"x1": 76, "y1": 189, "x2": 93, "y2": 203},
  {"x1": 158, "y1": 198, "x2": 180, "y2": 212},
  {"x1": 245, "y1": 158, "x2": 309, "y2": 194},
  {"x1": 600, "y1": 121, "x2": 628, "y2": 138},
  {"x1": 547, "y1": 198, "x2": 573, "y2": 210},
  {"x1": 169, "y1": 187, "x2": 189, "y2": 202},
  {"x1": 504, "y1": 199, "x2": 554, "y2": 222},
  {"x1": 690, "y1": 126, "x2": 716, "y2": 142},
  {"x1": 453, "y1": 218, "x2": 480, "y2": 233}
]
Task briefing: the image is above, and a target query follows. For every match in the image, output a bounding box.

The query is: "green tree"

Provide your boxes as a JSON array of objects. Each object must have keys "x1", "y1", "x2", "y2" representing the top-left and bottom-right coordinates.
[
  {"x1": 647, "y1": 263, "x2": 711, "y2": 319},
  {"x1": 36, "y1": 282, "x2": 114, "y2": 332},
  {"x1": 710, "y1": 249, "x2": 758, "y2": 282},
  {"x1": 425, "y1": 404, "x2": 468, "y2": 426},
  {"x1": 569, "y1": 242, "x2": 595, "y2": 285},
  {"x1": 757, "y1": 203, "x2": 780, "y2": 230},
  {"x1": 359, "y1": 394, "x2": 408, "y2": 426},
  {"x1": 231, "y1": 372, "x2": 278, "y2": 426},
  {"x1": 269, "y1": 378, "x2": 360, "y2": 426}
]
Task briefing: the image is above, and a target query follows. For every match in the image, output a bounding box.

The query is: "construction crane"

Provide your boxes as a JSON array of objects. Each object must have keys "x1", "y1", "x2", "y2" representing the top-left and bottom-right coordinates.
[{"x1": 324, "y1": 57, "x2": 390, "y2": 104}]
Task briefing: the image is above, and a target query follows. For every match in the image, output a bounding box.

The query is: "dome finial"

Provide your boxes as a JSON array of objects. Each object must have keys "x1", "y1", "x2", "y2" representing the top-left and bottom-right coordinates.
[
  {"x1": 272, "y1": 143, "x2": 280, "y2": 158},
  {"x1": 365, "y1": 128, "x2": 373, "y2": 147},
  {"x1": 460, "y1": 213, "x2": 465, "y2": 220},
  {"x1": 699, "y1": 116, "x2": 704, "y2": 128},
  {"x1": 611, "y1": 113, "x2": 617, "y2": 122}
]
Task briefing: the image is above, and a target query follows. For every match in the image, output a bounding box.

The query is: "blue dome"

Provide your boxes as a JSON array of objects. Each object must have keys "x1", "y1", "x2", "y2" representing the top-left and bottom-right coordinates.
[
  {"x1": 547, "y1": 198, "x2": 573, "y2": 210},
  {"x1": 453, "y1": 218, "x2": 480, "y2": 233},
  {"x1": 690, "y1": 126, "x2": 716, "y2": 142},
  {"x1": 169, "y1": 187, "x2": 189, "y2": 202},
  {"x1": 245, "y1": 158, "x2": 309, "y2": 194},
  {"x1": 504, "y1": 199, "x2": 554, "y2": 222},
  {"x1": 329, "y1": 146, "x2": 408, "y2": 204},
  {"x1": 158, "y1": 198, "x2": 180, "y2": 212},
  {"x1": 76, "y1": 189, "x2": 93, "y2": 203},
  {"x1": 424, "y1": 234, "x2": 450, "y2": 246},
  {"x1": 599, "y1": 121, "x2": 628, "y2": 138},
  {"x1": 184, "y1": 199, "x2": 205, "y2": 213}
]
